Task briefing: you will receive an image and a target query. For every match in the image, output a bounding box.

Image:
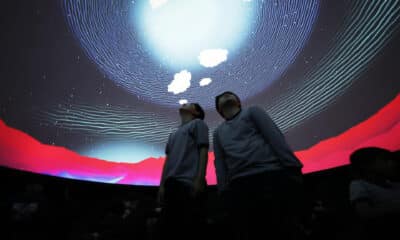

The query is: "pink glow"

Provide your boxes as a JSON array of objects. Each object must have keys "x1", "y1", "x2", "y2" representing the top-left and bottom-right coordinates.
[{"x1": 1, "y1": 94, "x2": 399, "y2": 185}]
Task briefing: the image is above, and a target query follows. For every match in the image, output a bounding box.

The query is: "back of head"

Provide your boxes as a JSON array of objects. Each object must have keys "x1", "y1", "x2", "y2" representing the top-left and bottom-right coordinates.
[
  {"x1": 192, "y1": 103, "x2": 205, "y2": 120},
  {"x1": 350, "y1": 147, "x2": 392, "y2": 180},
  {"x1": 350, "y1": 147, "x2": 390, "y2": 165}
]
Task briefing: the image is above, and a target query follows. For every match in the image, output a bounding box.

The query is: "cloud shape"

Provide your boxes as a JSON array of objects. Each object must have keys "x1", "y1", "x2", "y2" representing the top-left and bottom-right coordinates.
[
  {"x1": 150, "y1": 0, "x2": 168, "y2": 9},
  {"x1": 168, "y1": 70, "x2": 191, "y2": 94},
  {"x1": 198, "y1": 49, "x2": 228, "y2": 67},
  {"x1": 179, "y1": 99, "x2": 188, "y2": 105},
  {"x1": 199, "y1": 78, "x2": 212, "y2": 86}
]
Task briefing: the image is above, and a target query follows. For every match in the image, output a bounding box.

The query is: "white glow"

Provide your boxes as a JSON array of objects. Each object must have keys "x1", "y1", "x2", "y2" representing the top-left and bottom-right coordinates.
[
  {"x1": 179, "y1": 99, "x2": 188, "y2": 105},
  {"x1": 199, "y1": 78, "x2": 212, "y2": 86},
  {"x1": 168, "y1": 70, "x2": 191, "y2": 94},
  {"x1": 198, "y1": 49, "x2": 228, "y2": 67},
  {"x1": 150, "y1": 0, "x2": 168, "y2": 9},
  {"x1": 81, "y1": 142, "x2": 164, "y2": 163},
  {"x1": 135, "y1": 0, "x2": 255, "y2": 69}
]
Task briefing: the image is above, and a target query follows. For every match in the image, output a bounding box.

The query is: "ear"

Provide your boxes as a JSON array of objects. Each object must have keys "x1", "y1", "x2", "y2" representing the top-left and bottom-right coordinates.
[{"x1": 191, "y1": 105, "x2": 198, "y2": 115}]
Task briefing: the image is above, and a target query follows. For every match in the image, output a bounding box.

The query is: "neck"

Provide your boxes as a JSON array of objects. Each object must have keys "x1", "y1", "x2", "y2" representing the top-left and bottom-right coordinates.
[
  {"x1": 181, "y1": 116, "x2": 193, "y2": 125},
  {"x1": 222, "y1": 106, "x2": 240, "y2": 120}
]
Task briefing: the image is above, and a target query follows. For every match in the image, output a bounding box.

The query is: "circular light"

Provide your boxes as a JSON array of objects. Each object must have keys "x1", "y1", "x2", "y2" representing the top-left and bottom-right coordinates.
[
  {"x1": 133, "y1": 0, "x2": 255, "y2": 70},
  {"x1": 63, "y1": 0, "x2": 318, "y2": 108}
]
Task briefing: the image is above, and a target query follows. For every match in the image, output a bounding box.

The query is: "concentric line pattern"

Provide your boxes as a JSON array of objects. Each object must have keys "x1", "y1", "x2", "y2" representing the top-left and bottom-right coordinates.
[
  {"x1": 38, "y1": 104, "x2": 179, "y2": 144},
  {"x1": 48, "y1": 1, "x2": 400, "y2": 146},
  {"x1": 266, "y1": 0, "x2": 400, "y2": 131},
  {"x1": 62, "y1": 0, "x2": 319, "y2": 108}
]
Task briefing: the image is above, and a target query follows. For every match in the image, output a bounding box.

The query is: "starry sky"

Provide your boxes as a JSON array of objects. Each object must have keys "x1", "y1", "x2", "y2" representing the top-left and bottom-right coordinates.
[{"x1": 1, "y1": 0, "x2": 399, "y2": 164}]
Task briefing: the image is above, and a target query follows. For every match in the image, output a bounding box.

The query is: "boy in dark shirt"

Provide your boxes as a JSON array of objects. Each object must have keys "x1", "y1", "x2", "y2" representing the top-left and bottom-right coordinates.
[
  {"x1": 158, "y1": 103, "x2": 209, "y2": 240},
  {"x1": 213, "y1": 91, "x2": 304, "y2": 240}
]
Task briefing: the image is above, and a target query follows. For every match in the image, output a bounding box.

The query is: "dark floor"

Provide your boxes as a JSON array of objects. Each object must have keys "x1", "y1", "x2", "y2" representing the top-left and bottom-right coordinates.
[{"x1": 0, "y1": 166, "x2": 382, "y2": 240}]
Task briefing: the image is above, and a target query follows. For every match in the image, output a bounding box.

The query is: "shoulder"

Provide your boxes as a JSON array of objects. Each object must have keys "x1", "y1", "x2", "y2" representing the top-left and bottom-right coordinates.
[
  {"x1": 247, "y1": 105, "x2": 267, "y2": 115},
  {"x1": 191, "y1": 119, "x2": 208, "y2": 129},
  {"x1": 186, "y1": 119, "x2": 209, "y2": 135},
  {"x1": 350, "y1": 179, "x2": 379, "y2": 191},
  {"x1": 214, "y1": 120, "x2": 226, "y2": 134},
  {"x1": 350, "y1": 179, "x2": 372, "y2": 201},
  {"x1": 350, "y1": 179, "x2": 369, "y2": 190},
  {"x1": 245, "y1": 106, "x2": 273, "y2": 122},
  {"x1": 192, "y1": 118, "x2": 205, "y2": 124}
]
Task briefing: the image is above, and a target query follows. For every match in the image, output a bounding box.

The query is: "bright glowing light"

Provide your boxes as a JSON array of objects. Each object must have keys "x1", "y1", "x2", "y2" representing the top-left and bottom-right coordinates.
[
  {"x1": 81, "y1": 142, "x2": 163, "y2": 163},
  {"x1": 168, "y1": 70, "x2": 191, "y2": 94},
  {"x1": 65, "y1": 0, "x2": 320, "y2": 108},
  {"x1": 198, "y1": 49, "x2": 228, "y2": 67},
  {"x1": 179, "y1": 99, "x2": 188, "y2": 105},
  {"x1": 199, "y1": 78, "x2": 212, "y2": 86},
  {"x1": 60, "y1": 172, "x2": 125, "y2": 184},
  {"x1": 135, "y1": 0, "x2": 256, "y2": 69},
  {"x1": 150, "y1": 0, "x2": 168, "y2": 9}
]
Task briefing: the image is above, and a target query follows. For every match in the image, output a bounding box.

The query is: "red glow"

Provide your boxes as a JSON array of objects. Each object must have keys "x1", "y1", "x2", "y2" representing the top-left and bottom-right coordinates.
[{"x1": 1, "y1": 94, "x2": 400, "y2": 185}]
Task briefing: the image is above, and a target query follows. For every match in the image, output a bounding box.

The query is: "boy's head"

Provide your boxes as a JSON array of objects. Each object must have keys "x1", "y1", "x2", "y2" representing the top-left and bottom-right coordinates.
[
  {"x1": 179, "y1": 103, "x2": 205, "y2": 120},
  {"x1": 350, "y1": 147, "x2": 394, "y2": 180},
  {"x1": 215, "y1": 91, "x2": 241, "y2": 118}
]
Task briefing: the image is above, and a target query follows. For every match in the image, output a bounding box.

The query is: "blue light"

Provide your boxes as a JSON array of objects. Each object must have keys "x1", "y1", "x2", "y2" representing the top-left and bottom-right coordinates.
[
  {"x1": 80, "y1": 142, "x2": 164, "y2": 163},
  {"x1": 132, "y1": 0, "x2": 256, "y2": 70},
  {"x1": 63, "y1": 0, "x2": 319, "y2": 108}
]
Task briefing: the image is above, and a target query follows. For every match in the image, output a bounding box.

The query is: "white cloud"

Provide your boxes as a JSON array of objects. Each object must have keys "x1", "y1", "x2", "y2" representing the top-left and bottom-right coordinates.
[
  {"x1": 168, "y1": 70, "x2": 191, "y2": 94},
  {"x1": 198, "y1": 49, "x2": 229, "y2": 68},
  {"x1": 199, "y1": 78, "x2": 212, "y2": 87},
  {"x1": 150, "y1": 0, "x2": 168, "y2": 9},
  {"x1": 179, "y1": 99, "x2": 188, "y2": 105}
]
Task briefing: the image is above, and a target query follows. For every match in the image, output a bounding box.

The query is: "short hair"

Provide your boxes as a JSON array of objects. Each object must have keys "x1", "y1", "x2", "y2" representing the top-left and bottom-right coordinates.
[
  {"x1": 192, "y1": 103, "x2": 205, "y2": 120},
  {"x1": 350, "y1": 147, "x2": 392, "y2": 168},
  {"x1": 215, "y1": 91, "x2": 241, "y2": 113}
]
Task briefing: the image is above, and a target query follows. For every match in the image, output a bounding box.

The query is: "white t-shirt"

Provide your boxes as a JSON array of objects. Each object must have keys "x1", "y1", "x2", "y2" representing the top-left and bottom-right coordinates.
[
  {"x1": 164, "y1": 119, "x2": 209, "y2": 186},
  {"x1": 213, "y1": 106, "x2": 302, "y2": 191}
]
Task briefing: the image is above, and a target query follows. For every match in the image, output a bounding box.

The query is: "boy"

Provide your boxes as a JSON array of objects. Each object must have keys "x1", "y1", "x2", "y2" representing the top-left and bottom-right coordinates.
[
  {"x1": 213, "y1": 91, "x2": 303, "y2": 240},
  {"x1": 158, "y1": 103, "x2": 209, "y2": 239}
]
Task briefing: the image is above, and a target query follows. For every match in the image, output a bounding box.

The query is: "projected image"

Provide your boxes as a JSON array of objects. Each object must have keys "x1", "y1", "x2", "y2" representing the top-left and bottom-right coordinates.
[{"x1": 0, "y1": 0, "x2": 399, "y2": 185}]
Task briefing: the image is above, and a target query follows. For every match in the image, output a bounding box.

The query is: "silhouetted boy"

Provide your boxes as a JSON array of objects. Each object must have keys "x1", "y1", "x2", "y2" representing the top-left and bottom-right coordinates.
[
  {"x1": 349, "y1": 147, "x2": 400, "y2": 239},
  {"x1": 213, "y1": 91, "x2": 304, "y2": 240},
  {"x1": 158, "y1": 103, "x2": 209, "y2": 240}
]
